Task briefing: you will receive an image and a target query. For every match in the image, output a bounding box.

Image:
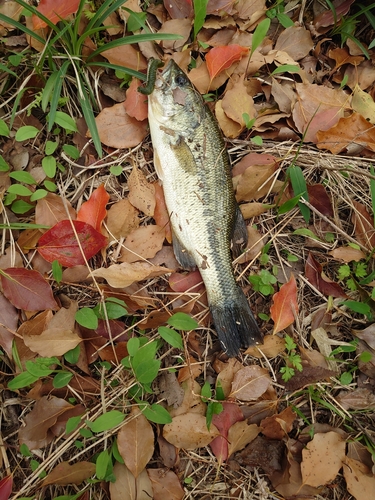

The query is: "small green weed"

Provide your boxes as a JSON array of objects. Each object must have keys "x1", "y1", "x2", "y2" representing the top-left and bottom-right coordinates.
[
  {"x1": 266, "y1": 0, "x2": 294, "y2": 28},
  {"x1": 280, "y1": 334, "x2": 303, "y2": 382},
  {"x1": 249, "y1": 268, "x2": 277, "y2": 296}
]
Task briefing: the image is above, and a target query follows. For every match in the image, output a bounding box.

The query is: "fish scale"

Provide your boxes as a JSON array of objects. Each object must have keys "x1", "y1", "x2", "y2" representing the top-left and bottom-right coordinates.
[{"x1": 148, "y1": 59, "x2": 263, "y2": 356}]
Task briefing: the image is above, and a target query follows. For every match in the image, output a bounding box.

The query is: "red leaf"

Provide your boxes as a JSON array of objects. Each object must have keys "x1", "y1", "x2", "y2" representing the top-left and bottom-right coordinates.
[
  {"x1": 305, "y1": 253, "x2": 347, "y2": 298},
  {"x1": 0, "y1": 476, "x2": 13, "y2": 500},
  {"x1": 124, "y1": 78, "x2": 149, "y2": 122},
  {"x1": 32, "y1": 0, "x2": 80, "y2": 29},
  {"x1": 76, "y1": 184, "x2": 109, "y2": 233},
  {"x1": 270, "y1": 274, "x2": 298, "y2": 334},
  {"x1": 206, "y1": 45, "x2": 248, "y2": 80},
  {"x1": 1, "y1": 268, "x2": 58, "y2": 311},
  {"x1": 210, "y1": 402, "x2": 244, "y2": 463},
  {"x1": 37, "y1": 220, "x2": 107, "y2": 267},
  {"x1": 307, "y1": 184, "x2": 333, "y2": 217}
]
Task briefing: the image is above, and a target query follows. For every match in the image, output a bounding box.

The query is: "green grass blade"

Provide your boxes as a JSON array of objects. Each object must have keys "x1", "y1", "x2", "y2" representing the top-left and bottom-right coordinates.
[
  {"x1": 80, "y1": 89, "x2": 103, "y2": 157},
  {"x1": 251, "y1": 18, "x2": 270, "y2": 57},
  {"x1": 370, "y1": 165, "x2": 375, "y2": 228},
  {"x1": 86, "y1": 33, "x2": 182, "y2": 61},
  {"x1": 13, "y1": 0, "x2": 62, "y2": 33},
  {"x1": 287, "y1": 165, "x2": 310, "y2": 223},
  {"x1": 0, "y1": 13, "x2": 45, "y2": 44},
  {"x1": 48, "y1": 60, "x2": 70, "y2": 131},
  {"x1": 86, "y1": 61, "x2": 145, "y2": 80},
  {"x1": 193, "y1": 0, "x2": 208, "y2": 40},
  {"x1": 86, "y1": 0, "x2": 129, "y2": 32}
]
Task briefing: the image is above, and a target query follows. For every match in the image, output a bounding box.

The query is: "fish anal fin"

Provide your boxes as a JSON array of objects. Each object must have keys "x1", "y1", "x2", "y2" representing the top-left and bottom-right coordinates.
[
  {"x1": 231, "y1": 204, "x2": 248, "y2": 258},
  {"x1": 172, "y1": 233, "x2": 197, "y2": 270}
]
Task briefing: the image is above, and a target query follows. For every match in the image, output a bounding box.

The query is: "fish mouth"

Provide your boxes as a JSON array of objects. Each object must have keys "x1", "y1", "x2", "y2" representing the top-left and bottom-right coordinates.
[{"x1": 154, "y1": 59, "x2": 180, "y2": 90}]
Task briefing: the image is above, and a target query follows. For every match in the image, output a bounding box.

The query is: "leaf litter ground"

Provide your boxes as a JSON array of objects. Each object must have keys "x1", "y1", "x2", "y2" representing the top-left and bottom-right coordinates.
[{"x1": 1, "y1": 1, "x2": 375, "y2": 499}]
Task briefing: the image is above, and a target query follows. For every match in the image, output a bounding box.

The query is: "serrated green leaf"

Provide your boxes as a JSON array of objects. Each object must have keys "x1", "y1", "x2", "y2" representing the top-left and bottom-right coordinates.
[{"x1": 88, "y1": 410, "x2": 125, "y2": 432}]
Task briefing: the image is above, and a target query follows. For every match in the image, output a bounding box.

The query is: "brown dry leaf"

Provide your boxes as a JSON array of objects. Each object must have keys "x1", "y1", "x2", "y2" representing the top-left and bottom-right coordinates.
[
  {"x1": 260, "y1": 407, "x2": 296, "y2": 440},
  {"x1": 351, "y1": 200, "x2": 375, "y2": 252},
  {"x1": 328, "y1": 246, "x2": 366, "y2": 262},
  {"x1": 170, "y1": 378, "x2": 206, "y2": 417},
  {"x1": 352, "y1": 84, "x2": 375, "y2": 124},
  {"x1": 157, "y1": 372, "x2": 184, "y2": 409},
  {"x1": 158, "y1": 18, "x2": 191, "y2": 50},
  {"x1": 124, "y1": 78, "x2": 149, "y2": 121},
  {"x1": 305, "y1": 252, "x2": 347, "y2": 298},
  {"x1": 163, "y1": 413, "x2": 220, "y2": 450},
  {"x1": 301, "y1": 431, "x2": 346, "y2": 487},
  {"x1": 236, "y1": 225, "x2": 264, "y2": 264},
  {"x1": 19, "y1": 396, "x2": 74, "y2": 450},
  {"x1": 35, "y1": 192, "x2": 76, "y2": 226},
  {"x1": 148, "y1": 468, "x2": 184, "y2": 500},
  {"x1": 120, "y1": 225, "x2": 165, "y2": 263},
  {"x1": 215, "y1": 358, "x2": 243, "y2": 398},
  {"x1": 270, "y1": 274, "x2": 298, "y2": 334},
  {"x1": 101, "y1": 44, "x2": 147, "y2": 72},
  {"x1": 153, "y1": 182, "x2": 172, "y2": 243},
  {"x1": 0, "y1": 1, "x2": 23, "y2": 34},
  {"x1": 271, "y1": 79, "x2": 295, "y2": 114},
  {"x1": 110, "y1": 462, "x2": 153, "y2": 500},
  {"x1": 91, "y1": 262, "x2": 173, "y2": 288},
  {"x1": 316, "y1": 113, "x2": 375, "y2": 153},
  {"x1": 234, "y1": 162, "x2": 277, "y2": 202},
  {"x1": 90, "y1": 103, "x2": 148, "y2": 148},
  {"x1": 240, "y1": 202, "x2": 272, "y2": 219},
  {"x1": 227, "y1": 421, "x2": 260, "y2": 457},
  {"x1": 232, "y1": 153, "x2": 278, "y2": 177},
  {"x1": 23, "y1": 329, "x2": 82, "y2": 357},
  {"x1": 245, "y1": 334, "x2": 285, "y2": 359},
  {"x1": 189, "y1": 60, "x2": 237, "y2": 94},
  {"x1": 221, "y1": 75, "x2": 255, "y2": 129},
  {"x1": 274, "y1": 26, "x2": 313, "y2": 61},
  {"x1": 0, "y1": 292, "x2": 18, "y2": 358},
  {"x1": 106, "y1": 199, "x2": 140, "y2": 240},
  {"x1": 229, "y1": 365, "x2": 272, "y2": 401},
  {"x1": 337, "y1": 388, "x2": 375, "y2": 410},
  {"x1": 177, "y1": 357, "x2": 203, "y2": 384},
  {"x1": 343, "y1": 457, "x2": 375, "y2": 500},
  {"x1": 237, "y1": 435, "x2": 285, "y2": 476},
  {"x1": 284, "y1": 365, "x2": 337, "y2": 391},
  {"x1": 117, "y1": 407, "x2": 154, "y2": 478},
  {"x1": 128, "y1": 166, "x2": 156, "y2": 217},
  {"x1": 215, "y1": 99, "x2": 242, "y2": 138},
  {"x1": 353, "y1": 323, "x2": 375, "y2": 350},
  {"x1": 42, "y1": 461, "x2": 95, "y2": 486},
  {"x1": 307, "y1": 183, "x2": 334, "y2": 217},
  {"x1": 293, "y1": 82, "x2": 349, "y2": 142},
  {"x1": 328, "y1": 48, "x2": 364, "y2": 70}
]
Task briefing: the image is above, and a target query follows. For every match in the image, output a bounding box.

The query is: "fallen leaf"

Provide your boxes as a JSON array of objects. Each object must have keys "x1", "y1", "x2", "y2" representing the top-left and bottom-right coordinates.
[
  {"x1": 0, "y1": 292, "x2": 18, "y2": 357},
  {"x1": 163, "y1": 413, "x2": 220, "y2": 449},
  {"x1": 90, "y1": 103, "x2": 148, "y2": 149},
  {"x1": 305, "y1": 252, "x2": 347, "y2": 298},
  {"x1": 147, "y1": 469, "x2": 184, "y2": 500},
  {"x1": 236, "y1": 435, "x2": 284, "y2": 476},
  {"x1": 206, "y1": 44, "x2": 248, "y2": 80},
  {"x1": 35, "y1": 192, "x2": 76, "y2": 226},
  {"x1": 274, "y1": 26, "x2": 313, "y2": 61},
  {"x1": 117, "y1": 407, "x2": 155, "y2": 478},
  {"x1": 153, "y1": 182, "x2": 172, "y2": 243},
  {"x1": 42, "y1": 461, "x2": 96, "y2": 486},
  {"x1": 240, "y1": 202, "x2": 272, "y2": 219},
  {"x1": 221, "y1": 75, "x2": 255, "y2": 129},
  {"x1": 0, "y1": 476, "x2": 12, "y2": 500},
  {"x1": 163, "y1": 0, "x2": 194, "y2": 19},
  {"x1": 91, "y1": 262, "x2": 173, "y2": 288},
  {"x1": 284, "y1": 365, "x2": 337, "y2": 391},
  {"x1": 336, "y1": 388, "x2": 375, "y2": 410},
  {"x1": 314, "y1": 0, "x2": 355, "y2": 29},
  {"x1": 353, "y1": 323, "x2": 375, "y2": 350},
  {"x1": 210, "y1": 402, "x2": 244, "y2": 463},
  {"x1": 169, "y1": 270, "x2": 203, "y2": 293},
  {"x1": 351, "y1": 200, "x2": 375, "y2": 252},
  {"x1": 23, "y1": 328, "x2": 82, "y2": 357},
  {"x1": 260, "y1": 407, "x2": 296, "y2": 440},
  {"x1": 37, "y1": 220, "x2": 107, "y2": 267},
  {"x1": 352, "y1": 84, "x2": 375, "y2": 124},
  {"x1": 229, "y1": 365, "x2": 272, "y2": 401},
  {"x1": 120, "y1": 225, "x2": 165, "y2": 263},
  {"x1": 110, "y1": 463, "x2": 153, "y2": 500},
  {"x1": 170, "y1": 378, "x2": 205, "y2": 417},
  {"x1": 245, "y1": 334, "x2": 285, "y2": 358},
  {"x1": 234, "y1": 162, "x2": 277, "y2": 202},
  {"x1": 76, "y1": 184, "x2": 109, "y2": 233},
  {"x1": 101, "y1": 44, "x2": 147, "y2": 72},
  {"x1": 124, "y1": 78, "x2": 149, "y2": 121},
  {"x1": 215, "y1": 99, "x2": 243, "y2": 138},
  {"x1": 301, "y1": 431, "x2": 346, "y2": 487},
  {"x1": 343, "y1": 456, "x2": 375, "y2": 499},
  {"x1": 106, "y1": 199, "x2": 140, "y2": 240},
  {"x1": 227, "y1": 421, "x2": 260, "y2": 457},
  {"x1": 270, "y1": 274, "x2": 298, "y2": 334},
  {"x1": 316, "y1": 113, "x2": 375, "y2": 153},
  {"x1": 215, "y1": 358, "x2": 243, "y2": 398},
  {"x1": 128, "y1": 166, "x2": 156, "y2": 217},
  {"x1": 328, "y1": 48, "x2": 364, "y2": 70},
  {"x1": 19, "y1": 396, "x2": 74, "y2": 450},
  {"x1": 236, "y1": 225, "x2": 264, "y2": 264},
  {"x1": 307, "y1": 184, "x2": 333, "y2": 217},
  {"x1": 1, "y1": 268, "x2": 58, "y2": 311},
  {"x1": 328, "y1": 246, "x2": 366, "y2": 262},
  {"x1": 32, "y1": 0, "x2": 80, "y2": 29}
]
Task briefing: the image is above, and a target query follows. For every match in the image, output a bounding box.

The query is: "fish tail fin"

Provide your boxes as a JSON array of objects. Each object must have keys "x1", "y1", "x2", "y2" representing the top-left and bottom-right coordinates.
[{"x1": 210, "y1": 287, "x2": 263, "y2": 357}]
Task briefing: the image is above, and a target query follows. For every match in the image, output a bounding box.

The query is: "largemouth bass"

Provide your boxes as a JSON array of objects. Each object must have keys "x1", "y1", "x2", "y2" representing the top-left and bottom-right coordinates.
[{"x1": 148, "y1": 59, "x2": 263, "y2": 356}]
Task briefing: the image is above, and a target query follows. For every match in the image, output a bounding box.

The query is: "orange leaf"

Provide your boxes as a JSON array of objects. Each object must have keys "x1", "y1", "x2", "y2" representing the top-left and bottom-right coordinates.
[
  {"x1": 77, "y1": 184, "x2": 109, "y2": 233},
  {"x1": 270, "y1": 274, "x2": 298, "y2": 334},
  {"x1": 206, "y1": 45, "x2": 248, "y2": 80},
  {"x1": 32, "y1": 0, "x2": 80, "y2": 29}
]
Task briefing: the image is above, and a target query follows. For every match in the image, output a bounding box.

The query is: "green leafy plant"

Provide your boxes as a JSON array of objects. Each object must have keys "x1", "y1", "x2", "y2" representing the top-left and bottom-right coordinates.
[
  {"x1": 249, "y1": 268, "x2": 277, "y2": 296},
  {"x1": 7, "y1": 356, "x2": 74, "y2": 390},
  {"x1": 280, "y1": 335, "x2": 303, "y2": 382},
  {"x1": 201, "y1": 381, "x2": 224, "y2": 430},
  {"x1": 266, "y1": 0, "x2": 294, "y2": 28},
  {"x1": 0, "y1": 0, "x2": 181, "y2": 156}
]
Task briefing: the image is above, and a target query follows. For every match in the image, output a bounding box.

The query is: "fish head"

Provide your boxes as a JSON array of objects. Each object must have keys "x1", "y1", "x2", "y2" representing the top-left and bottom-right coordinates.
[{"x1": 148, "y1": 59, "x2": 204, "y2": 132}]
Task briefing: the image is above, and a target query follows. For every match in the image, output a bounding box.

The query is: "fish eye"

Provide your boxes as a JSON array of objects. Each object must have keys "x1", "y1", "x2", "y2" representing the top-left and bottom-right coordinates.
[{"x1": 175, "y1": 74, "x2": 188, "y2": 87}]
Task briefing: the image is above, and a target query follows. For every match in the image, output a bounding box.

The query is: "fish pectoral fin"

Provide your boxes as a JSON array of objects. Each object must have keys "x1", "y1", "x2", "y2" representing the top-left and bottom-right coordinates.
[
  {"x1": 231, "y1": 204, "x2": 248, "y2": 258},
  {"x1": 153, "y1": 148, "x2": 164, "y2": 181},
  {"x1": 172, "y1": 233, "x2": 197, "y2": 270}
]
